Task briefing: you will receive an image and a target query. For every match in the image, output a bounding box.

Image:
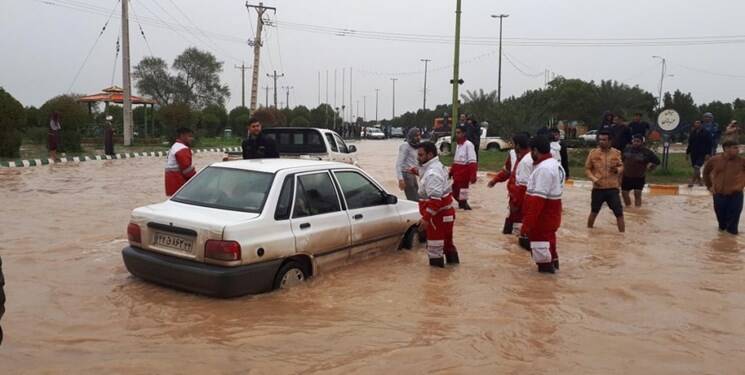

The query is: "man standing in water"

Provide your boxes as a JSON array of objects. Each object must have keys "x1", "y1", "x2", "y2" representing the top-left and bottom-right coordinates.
[
  {"x1": 417, "y1": 142, "x2": 458, "y2": 268},
  {"x1": 621, "y1": 134, "x2": 660, "y2": 207},
  {"x1": 488, "y1": 133, "x2": 532, "y2": 234},
  {"x1": 702, "y1": 112, "x2": 721, "y2": 155},
  {"x1": 242, "y1": 118, "x2": 279, "y2": 159},
  {"x1": 703, "y1": 139, "x2": 745, "y2": 235},
  {"x1": 585, "y1": 130, "x2": 625, "y2": 232},
  {"x1": 395, "y1": 128, "x2": 421, "y2": 201},
  {"x1": 686, "y1": 120, "x2": 713, "y2": 188},
  {"x1": 450, "y1": 126, "x2": 478, "y2": 210},
  {"x1": 519, "y1": 136, "x2": 565, "y2": 273},
  {"x1": 164, "y1": 127, "x2": 196, "y2": 196},
  {"x1": 550, "y1": 128, "x2": 569, "y2": 178}
]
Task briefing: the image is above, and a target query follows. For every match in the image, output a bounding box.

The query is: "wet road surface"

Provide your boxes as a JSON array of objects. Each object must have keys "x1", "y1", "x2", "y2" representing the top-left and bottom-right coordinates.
[{"x1": 1, "y1": 139, "x2": 743, "y2": 374}]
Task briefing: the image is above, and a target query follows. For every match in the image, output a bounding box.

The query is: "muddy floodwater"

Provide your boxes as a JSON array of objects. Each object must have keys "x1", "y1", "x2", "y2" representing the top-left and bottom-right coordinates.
[{"x1": 1, "y1": 139, "x2": 743, "y2": 374}]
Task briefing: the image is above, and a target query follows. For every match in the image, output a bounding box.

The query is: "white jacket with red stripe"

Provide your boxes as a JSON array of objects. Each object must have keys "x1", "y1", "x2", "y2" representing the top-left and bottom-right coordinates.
[
  {"x1": 521, "y1": 154, "x2": 565, "y2": 237},
  {"x1": 164, "y1": 141, "x2": 196, "y2": 196}
]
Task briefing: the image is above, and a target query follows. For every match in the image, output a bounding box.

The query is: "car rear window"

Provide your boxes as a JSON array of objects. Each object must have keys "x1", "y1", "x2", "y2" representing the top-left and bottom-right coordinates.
[
  {"x1": 263, "y1": 129, "x2": 327, "y2": 154},
  {"x1": 171, "y1": 167, "x2": 274, "y2": 213}
]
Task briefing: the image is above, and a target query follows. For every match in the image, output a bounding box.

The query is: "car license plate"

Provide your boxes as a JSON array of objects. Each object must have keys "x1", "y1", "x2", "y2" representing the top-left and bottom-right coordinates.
[{"x1": 154, "y1": 232, "x2": 194, "y2": 254}]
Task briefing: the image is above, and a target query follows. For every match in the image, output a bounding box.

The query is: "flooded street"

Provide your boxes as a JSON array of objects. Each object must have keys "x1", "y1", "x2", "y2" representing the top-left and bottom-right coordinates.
[{"x1": 1, "y1": 139, "x2": 744, "y2": 374}]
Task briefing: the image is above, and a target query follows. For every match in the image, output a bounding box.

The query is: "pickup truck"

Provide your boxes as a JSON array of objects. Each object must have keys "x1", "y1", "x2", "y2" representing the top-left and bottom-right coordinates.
[
  {"x1": 435, "y1": 127, "x2": 512, "y2": 153},
  {"x1": 227, "y1": 128, "x2": 358, "y2": 165}
]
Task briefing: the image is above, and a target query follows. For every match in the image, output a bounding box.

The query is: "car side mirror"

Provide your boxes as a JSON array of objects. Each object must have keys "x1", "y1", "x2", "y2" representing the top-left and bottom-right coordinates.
[
  {"x1": 385, "y1": 194, "x2": 398, "y2": 205},
  {"x1": 348, "y1": 145, "x2": 357, "y2": 153}
]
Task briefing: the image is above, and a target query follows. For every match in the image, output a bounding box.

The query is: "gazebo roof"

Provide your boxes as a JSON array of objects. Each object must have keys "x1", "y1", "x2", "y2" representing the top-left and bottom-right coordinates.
[{"x1": 78, "y1": 86, "x2": 156, "y2": 105}]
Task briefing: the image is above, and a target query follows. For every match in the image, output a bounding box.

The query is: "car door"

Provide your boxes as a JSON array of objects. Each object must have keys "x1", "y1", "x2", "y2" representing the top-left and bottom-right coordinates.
[
  {"x1": 324, "y1": 132, "x2": 342, "y2": 163},
  {"x1": 290, "y1": 171, "x2": 351, "y2": 258},
  {"x1": 332, "y1": 170, "x2": 403, "y2": 255},
  {"x1": 333, "y1": 134, "x2": 353, "y2": 164}
]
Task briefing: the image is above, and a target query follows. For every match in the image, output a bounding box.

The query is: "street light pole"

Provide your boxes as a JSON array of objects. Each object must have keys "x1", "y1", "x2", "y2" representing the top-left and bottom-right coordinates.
[
  {"x1": 391, "y1": 78, "x2": 398, "y2": 119},
  {"x1": 491, "y1": 14, "x2": 509, "y2": 103},
  {"x1": 420, "y1": 58, "x2": 431, "y2": 111},
  {"x1": 653, "y1": 56, "x2": 667, "y2": 110},
  {"x1": 375, "y1": 88, "x2": 380, "y2": 124},
  {"x1": 450, "y1": 0, "x2": 463, "y2": 149}
]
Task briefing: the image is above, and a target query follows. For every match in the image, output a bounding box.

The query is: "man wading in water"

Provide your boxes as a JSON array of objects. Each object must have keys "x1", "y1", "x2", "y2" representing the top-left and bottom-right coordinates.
[
  {"x1": 585, "y1": 130, "x2": 625, "y2": 232},
  {"x1": 396, "y1": 128, "x2": 421, "y2": 201},
  {"x1": 621, "y1": 134, "x2": 660, "y2": 207}
]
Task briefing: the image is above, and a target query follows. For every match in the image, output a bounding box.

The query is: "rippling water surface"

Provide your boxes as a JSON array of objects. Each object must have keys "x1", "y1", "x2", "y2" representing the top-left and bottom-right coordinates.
[{"x1": 0, "y1": 140, "x2": 743, "y2": 374}]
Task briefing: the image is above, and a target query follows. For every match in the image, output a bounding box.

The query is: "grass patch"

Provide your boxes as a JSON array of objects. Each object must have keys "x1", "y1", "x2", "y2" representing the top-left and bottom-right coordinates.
[{"x1": 441, "y1": 148, "x2": 693, "y2": 185}]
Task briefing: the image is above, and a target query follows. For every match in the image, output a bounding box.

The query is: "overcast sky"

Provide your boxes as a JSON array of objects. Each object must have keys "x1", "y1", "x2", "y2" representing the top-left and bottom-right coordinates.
[{"x1": 2, "y1": 0, "x2": 745, "y2": 121}]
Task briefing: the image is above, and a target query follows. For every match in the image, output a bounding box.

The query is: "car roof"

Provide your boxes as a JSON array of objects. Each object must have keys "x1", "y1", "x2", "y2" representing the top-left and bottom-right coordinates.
[{"x1": 210, "y1": 158, "x2": 353, "y2": 173}]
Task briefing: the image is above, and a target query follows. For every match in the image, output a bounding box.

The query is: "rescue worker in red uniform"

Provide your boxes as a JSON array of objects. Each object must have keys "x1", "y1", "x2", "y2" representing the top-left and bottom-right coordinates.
[
  {"x1": 519, "y1": 136, "x2": 565, "y2": 273},
  {"x1": 164, "y1": 127, "x2": 196, "y2": 196},
  {"x1": 450, "y1": 126, "x2": 478, "y2": 210},
  {"x1": 488, "y1": 133, "x2": 533, "y2": 234},
  {"x1": 416, "y1": 142, "x2": 458, "y2": 268}
]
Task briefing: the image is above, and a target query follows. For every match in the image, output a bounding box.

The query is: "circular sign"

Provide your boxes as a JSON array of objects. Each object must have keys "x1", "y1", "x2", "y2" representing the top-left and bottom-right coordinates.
[{"x1": 657, "y1": 109, "x2": 681, "y2": 132}]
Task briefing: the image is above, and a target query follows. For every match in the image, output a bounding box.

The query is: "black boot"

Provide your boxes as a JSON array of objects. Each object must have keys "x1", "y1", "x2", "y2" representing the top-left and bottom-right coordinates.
[
  {"x1": 418, "y1": 230, "x2": 427, "y2": 244},
  {"x1": 537, "y1": 263, "x2": 556, "y2": 274},
  {"x1": 445, "y1": 251, "x2": 460, "y2": 264},
  {"x1": 553, "y1": 260, "x2": 560, "y2": 270},
  {"x1": 502, "y1": 218, "x2": 514, "y2": 235},
  {"x1": 429, "y1": 257, "x2": 445, "y2": 268},
  {"x1": 518, "y1": 236, "x2": 531, "y2": 251},
  {"x1": 458, "y1": 200, "x2": 465, "y2": 209},
  {"x1": 462, "y1": 201, "x2": 472, "y2": 210}
]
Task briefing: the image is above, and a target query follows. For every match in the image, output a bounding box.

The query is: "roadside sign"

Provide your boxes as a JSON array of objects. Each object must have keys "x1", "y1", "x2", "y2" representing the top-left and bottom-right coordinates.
[{"x1": 657, "y1": 109, "x2": 681, "y2": 132}]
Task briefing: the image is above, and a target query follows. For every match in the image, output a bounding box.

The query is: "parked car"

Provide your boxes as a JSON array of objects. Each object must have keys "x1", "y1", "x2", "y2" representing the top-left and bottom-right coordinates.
[
  {"x1": 579, "y1": 130, "x2": 598, "y2": 144},
  {"x1": 435, "y1": 127, "x2": 512, "y2": 153},
  {"x1": 390, "y1": 127, "x2": 405, "y2": 138},
  {"x1": 365, "y1": 127, "x2": 386, "y2": 140},
  {"x1": 122, "y1": 159, "x2": 421, "y2": 297},
  {"x1": 226, "y1": 128, "x2": 358, "y2": 165}
]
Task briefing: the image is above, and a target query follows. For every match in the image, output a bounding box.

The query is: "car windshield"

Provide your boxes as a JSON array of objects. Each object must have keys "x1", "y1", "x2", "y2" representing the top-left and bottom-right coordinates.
[{"x1": 171, "y1": 167, "x2": 274, "y2": 213}]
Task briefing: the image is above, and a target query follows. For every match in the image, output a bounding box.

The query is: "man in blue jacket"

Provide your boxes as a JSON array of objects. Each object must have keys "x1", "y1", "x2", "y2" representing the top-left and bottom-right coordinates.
[{"x1": 702, "y1": 112, "x2": 721, "y2": 155}]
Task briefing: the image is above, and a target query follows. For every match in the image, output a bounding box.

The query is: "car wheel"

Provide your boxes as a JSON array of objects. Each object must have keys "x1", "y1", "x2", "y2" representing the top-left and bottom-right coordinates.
[
  {"x1": 486, "y1": 143, "x2": 501, "y2": 151},
  {"x1": 440, "y1": 143, "x2": 450, "y2": 153},
  {"x1": 399, "y1": 227, "x2": 417, "y2": 250},
  {"x1": 273, "y1": 261, "x2": 307, "y2": 290}
]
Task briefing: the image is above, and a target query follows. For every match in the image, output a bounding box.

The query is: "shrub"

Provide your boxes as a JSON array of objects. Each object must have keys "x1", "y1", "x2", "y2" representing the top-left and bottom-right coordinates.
[
  {"x1": 0, "y1": 87, "x2": 25, "y2": 157},
  {"x1": 158, "y1": 103, "x2": 194, "y2": 141},
  {"x1": 39, "y1": 94, "x2": 88, "y2": 152}
]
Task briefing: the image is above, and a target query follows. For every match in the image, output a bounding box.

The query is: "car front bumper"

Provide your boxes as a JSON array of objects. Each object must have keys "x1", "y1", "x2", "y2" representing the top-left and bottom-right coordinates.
[{"x1": 122, "y1": 246, "x2": 283, "y2": 298}]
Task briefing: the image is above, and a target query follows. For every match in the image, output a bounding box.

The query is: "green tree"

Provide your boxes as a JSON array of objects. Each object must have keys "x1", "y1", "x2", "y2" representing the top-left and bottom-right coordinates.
[
  {"x1": 0, "y1": 87, "x2": 25, "y2": 157},
  {"x1": 199, "y1": 104, "x2": 228, "y2": 136},
  {"x1": 663, "y1": 90, "x2": 699, "y2": 125},
  {"x1": 39, "y1": 94, "x2": 88, "y2": 152},
  {"x1": 228, "y1": 106, "x2": 251, "y2": 137},
  {"x1": 133, "y1": 48, "x2": 230, "y2": 109},
  {"x1": 699, "y1": 101, "x2": 733, "y2": 126},
  {"x1": 24, "y1": 106, "x2": 42, "y2": 131},
  {"x1": 158, "y1": 103, "x2": 194, "y2": 141},
  {"x1": 290, "y1": 116, "x2": 310, "y2": 126}
]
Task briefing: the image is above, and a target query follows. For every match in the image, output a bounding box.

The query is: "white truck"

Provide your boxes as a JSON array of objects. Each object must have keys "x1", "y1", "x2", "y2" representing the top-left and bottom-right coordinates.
[
  {"x1": 435, "y1": 127, "x2": 512, "y2": 153},
  {"x1": 227, "y1": 128, "x2": 358, "y2": 165}
]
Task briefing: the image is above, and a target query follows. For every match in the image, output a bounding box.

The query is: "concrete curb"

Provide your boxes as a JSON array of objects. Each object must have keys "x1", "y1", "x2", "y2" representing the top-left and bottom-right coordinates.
[
  {"x1": 480, "y1": 172, "x2": 708, "y2": 197},
  {"x1": 0, "y1": 147, "x2": 241, "y2": 169}
]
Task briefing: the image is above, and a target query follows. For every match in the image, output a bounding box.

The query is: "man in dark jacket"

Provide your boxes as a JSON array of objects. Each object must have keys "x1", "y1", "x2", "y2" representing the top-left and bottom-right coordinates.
[
  {"x1": 611, "y1": 115, "x2": 632, "y2": 152},
  {"x1": 686, "y1": 120, "x2": 713, "y2": 187},
  {"x1": 465, "y1": 117, "x2": 482, "y2": 160},
  {"x1": 242, "y1": 118, "x2": 279, "y2": 159},
  {"x1": 1, "y1": 255, "x2": 4, "y2": 345},
  {"x1": 622, "y1": 134, "x2": 660, "y2": 207}
]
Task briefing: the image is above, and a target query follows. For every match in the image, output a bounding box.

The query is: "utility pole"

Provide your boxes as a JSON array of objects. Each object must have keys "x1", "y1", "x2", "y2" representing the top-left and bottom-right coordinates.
[
  {"x1": 317, "y1": 71, "x2": 321, "y2": 106},
  {"x1": 653, "y1": 56, "x2": 667, "y2": 110},
  {"x1": 356, "y1": 100, "x2": 360, "y2": 121},
  {"x1": 491, "y1": 14, "x2": 509, "y2": 103},
  {"x1": 450, "y1": 0, "x2": 463, "y2": 149},
  {"x1": 342, "y1": 68, "x2": 346, "y2": 123},
  {"x1": 349, "y1": 67, "x2": 353, "y2": 124},
  {"x1": 375, "y1": 88, "x2": 380, "y2": 124},
  {"x1": 245, "y1": 2, "x2": 276, "y2": 111},
  {"x1": 334, "y1": 69, "x2": 337, "y2": 108},
  {"x1": 262, "y1": 85, "x2": 270, "y2": 107},
  {"x1": 234, "y1": 63, "x2": 251, "y2": 107},
  {"x1": 391, "y1": 78, "x2": 398, "y2": 119},
  {"x1": 267, "y1": 70, "x2": 284, "y2": 108},
  {"x1": 282, "y1": 86, "x2": 293, "y2": 109},
  {"x1": 121, "y1": 0, "x2": 133, "y2": 146},
  {"x1": 420, "y1": 58, "x2": 431, "y2": 111},
  {"x1": 363, "y1": 95, "x2": 367, "y2": 121}
]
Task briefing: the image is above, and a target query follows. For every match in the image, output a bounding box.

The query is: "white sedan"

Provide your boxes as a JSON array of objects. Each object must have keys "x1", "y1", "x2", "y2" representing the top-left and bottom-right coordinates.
[{"x1": 122, "y1": 159, "x2": 421, "y2": 297}]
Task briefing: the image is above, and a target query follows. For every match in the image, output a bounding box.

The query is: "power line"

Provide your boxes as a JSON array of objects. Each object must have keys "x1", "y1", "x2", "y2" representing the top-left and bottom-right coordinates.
[
  {"x1": 67, "y1": 0, "x2": 120, "y2": 92},
  {"x1": 128, "y1": 0, "x2": 154, "y2": 56},
  {"x1": 673, "y1": 63, "x2": 745, "y2": 79},
  {"x1": 502, "y1": 52, "x2": 544, "y2": 77}
]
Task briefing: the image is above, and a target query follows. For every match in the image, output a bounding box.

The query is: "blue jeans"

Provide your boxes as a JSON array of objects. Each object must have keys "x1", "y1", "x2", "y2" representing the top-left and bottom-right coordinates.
[{"x1": 713, "y1": 192, "x2": 743, "y2": 234}]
